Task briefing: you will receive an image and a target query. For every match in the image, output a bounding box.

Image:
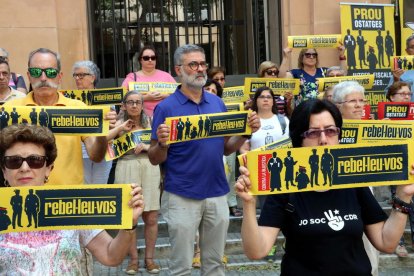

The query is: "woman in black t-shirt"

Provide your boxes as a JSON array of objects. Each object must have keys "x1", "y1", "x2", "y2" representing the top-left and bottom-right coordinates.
[{"x1": 235, "y1": 99, "x2": 414, "y2": 276}]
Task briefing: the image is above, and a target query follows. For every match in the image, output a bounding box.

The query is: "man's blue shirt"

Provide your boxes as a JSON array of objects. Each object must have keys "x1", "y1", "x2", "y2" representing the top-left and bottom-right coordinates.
[{"x1": 151, "y1": 86, "x2": 229, "y2": 200}]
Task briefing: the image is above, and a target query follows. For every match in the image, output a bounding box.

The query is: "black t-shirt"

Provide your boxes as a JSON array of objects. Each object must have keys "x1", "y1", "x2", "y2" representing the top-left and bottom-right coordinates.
[{"x1": 258, "y1": 188, "x2": 387, "y2": 276}]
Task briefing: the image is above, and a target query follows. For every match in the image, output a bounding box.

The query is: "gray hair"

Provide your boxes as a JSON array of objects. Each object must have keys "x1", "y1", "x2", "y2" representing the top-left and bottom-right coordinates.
[
  {"x1": 28, "y1": 48, "x2": 61, "y2": 71},
  {"x1": 173, "y1": 44, "x2": 205, "y2": 66},
  {"x1": 406, "y1": 35, "x2": 414, "y2": 49},
  {"x1": 72, "y1": 60, "x2": 100, "y2": 86},
  {"x1": 0, "y1": 48, "x2": 9, "y2": 57},
  {"x1": 121, "y1": 90, "x2": 149, "y2": 128},
  {"x1": 326, "y1": 66, "x2": 345, "y2": 77},
  {"x1": 332, "y1": 81, "x2": 365, "y2": 103}
]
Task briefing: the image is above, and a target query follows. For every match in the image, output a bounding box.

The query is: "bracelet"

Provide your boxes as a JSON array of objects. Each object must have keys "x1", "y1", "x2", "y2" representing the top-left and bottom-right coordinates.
[
  {"x1": 158, "y1": 141, "x2": 169, "y2": 149},
  {"x1": 392, "y1": 196, "x2": 412, "y2": 214},
  {"x1": 242, "y1": 134, "x2": 252, "y2": 139},
  {"x1": 339, "y1": 55, "x2": 346, "y2": 61}
]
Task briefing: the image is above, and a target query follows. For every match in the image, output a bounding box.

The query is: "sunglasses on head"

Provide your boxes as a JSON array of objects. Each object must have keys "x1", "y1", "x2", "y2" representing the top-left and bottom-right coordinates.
[
  {"x1": 141, "y1": 55, "x2": 156, "y2": 61},
  {"x1": 3, "y1": 155, "x2": 48, "y2": 170},
  {"x1": 265, "y1": 69, "x2": 279, "y2": 76},
  {"x1": 304, "y1": 53, "x2": 318, "y2": 58},
  {"x1": 28, "y1": 67, "x2": 59, "y2": 79}
]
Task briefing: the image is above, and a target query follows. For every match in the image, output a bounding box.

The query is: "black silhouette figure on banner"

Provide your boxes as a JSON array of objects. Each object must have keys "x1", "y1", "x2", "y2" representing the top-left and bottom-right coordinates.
[
  {"x1": 63, "y1": 91, "x2": 70, "y2": 98},
  {"x1": 176, "y1": 118, "x2": 185, "y2": 141},
  {"x1": 204, "y1": 116, "x2": 211, "y2": 137},
  {"x1": 376, "y1": 30, "x2": 384, "y2": 68},
  {"x1": 0, "y1": 107, "x2": 10, "y2": 129},
  {"x1": 403, "y1": 56, "x2": 408, "y2": 69},
  {"x1": 122, "y1": 142, "x2": 128, "y2": 152},
  {"x1": 81, "y1": 90, "x2": 86, "y2": 103},
  {"x1": 344, "y1": 29, "x2": 357, "y2": 70},
  {"x1": 356, "y1": 29, "x2": 368, "y2": 69},
  {"x1": 309, "y1": 149, "x2": 320, "y2": 187},
  {"x1": 116, "y1": 140, "x2": 123, "y2": 154},
  {"x1": 184, "y1": 118, "x2": 192, "y2": 139},
  {"x1": 321, "y1": 148, "x2": 334, "y2": 186},
  {"x1": 113, "y1": 143, "x2": 119, "y2": 157},
  {"x1": 295, "y1": 166, "x2": 310, "y2": 190},
  {"x1": 29, "y1": 108, "x2": 38, "y2": 125},
  {"x1": 25, "y1": 189, "x2": 40, "y2": 228},
  {"x1": 198, "y1": 116, "x2": 204, "y2": 137},
  {"x1": 87, "y1": 91, "x2": 93, "y2": 105},
  {"x1": 0, "y1": 207, "x2": 11, "y2": 231},
  {"x1": 397, "y1": 57, "x2": 403, "y2": 69},
  {"x1": 190, "y1": 126, "x2": 198, "y2": 139},
  {"x1": 385, "y1": 30, "x2": 394, "y2": 68},
  {"x1": 267, "y1": 152, "x2": 283, "y2": 192},
  {"x1": 70, "y1": 91, "x2": 76, "y2": 99},
  {"x1": 125, "y1": 133, "x2": 132, "y2": 147},
  {"x1": 38, "y1": 108, "x2": 48, "y2": 127},
  {"x1": 408, "y1": 62, "x2": 413, "y2": 70},
  {"x1": 10, "y1": 189, "x2": 23, "y2": 229},
  {"x1": 367, "y1": 46, "x2": 378, "y2": 70},
  {"x1": 11, "y1": 107, "x2": 20, "y2": 125},
  {"x1": 284, "y1": 151, "x2": 297, "y2": 190}
]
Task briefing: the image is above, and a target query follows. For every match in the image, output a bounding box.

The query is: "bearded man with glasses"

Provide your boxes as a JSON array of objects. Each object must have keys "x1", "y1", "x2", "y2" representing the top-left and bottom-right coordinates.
[{"x1": 4, "y1": 48, "x2": 117, "y2": 187}]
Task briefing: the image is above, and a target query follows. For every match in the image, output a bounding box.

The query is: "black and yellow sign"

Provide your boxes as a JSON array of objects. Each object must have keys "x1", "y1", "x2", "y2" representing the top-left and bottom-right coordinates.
[
  {"x1": 106, "y1": 129, "x2": 151, "y2": 161},
  {"x1": 59, "y1": 87, "x2": 126, "y2": 105},
  {"x1": 0, "y1": 106, "x2": 109, "y2": 135},
  {"x1": 128, "y1": 82, "x2": 179, "y2": 94},
  {"x1": 317, "y1": 75, "x2": 374, "y2": 92},
  {"x1": 340, "y1": 119, "x2": 414, "y2": 144},
  {"x1": 0, "y1": 185, "x2": 132, "y2": 233},
  {"x1": 222, "y1": 86, "x2": 249, "y2": 103},
  {"x1": 244, "y1": 78, "x2": 300, "y2": 96},
  {"x1": 225, "y1": 102, "x2": 244, "y2": 112},
  {"x1": 166, "y1": 111, "x2": 251, "y2": 144},
  {"x1": 288, "y1": 34, "x2": 342, "y2": 48},
  {"x1": 390, "y1": 55, "x2": 414, "y2": 71},
  {"x1": 246, "y1": 142, "x2": 414, "y2": 195},
  {"x1": 377, "y1": 102, "x2": 414, "y2": 120}
]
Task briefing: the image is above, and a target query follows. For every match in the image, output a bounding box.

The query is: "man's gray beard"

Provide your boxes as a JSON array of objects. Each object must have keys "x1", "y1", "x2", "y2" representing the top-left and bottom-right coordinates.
[
  {"x1": 32, "y1": 80, "x2": 59, "y2": 89},
  {"x1": 181, "y1": 70, "x2": 206, "y2": 90}
]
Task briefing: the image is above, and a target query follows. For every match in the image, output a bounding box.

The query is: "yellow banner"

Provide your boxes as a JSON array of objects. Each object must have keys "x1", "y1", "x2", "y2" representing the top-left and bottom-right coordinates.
[
  {"x1": 106, "y1": 129, "x2": 151, "y2": 161},
  {"x1": 0, "y1": 184, "x2": 132, "y2": 233},
  {"x1": 165, "y1": 111, "x2": 251, "y2": 144},
  {"x1": 128, "y1": 82, "x2": 179, "y2": 94},
  {"x1": 317, "y1": 75, "x2": 374, "y2": 92},
  {"x1": 246, "y1": 141, "x2": 414, "y2": 195},
  {"x1": 0, "y1": 106, "x2": 109, "y2": 135},
  {"x1": 244, "y1": 78, "x2": 300, "y2": 96},
  {"x1": 390, "y1": 55, "x2": 414, "y2": 71},
  {"x1": 340, "y1": 119, "x2": 414, "y2": 144},
  {"x1": 222, "y1": 86, "x2": 249, "y2": 103},
  {"x1": 225, "y1": 102, "x2": 244, "y2": 112},
  {"x1": 59, "y1": 87, "x2": 126, "y2": 106},
  {"x1": 288, "y1": 34, "x2": 342, "y2": 48}
]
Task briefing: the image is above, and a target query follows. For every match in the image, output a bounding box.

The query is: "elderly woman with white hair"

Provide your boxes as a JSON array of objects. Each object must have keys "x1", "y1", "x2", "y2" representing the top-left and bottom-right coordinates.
[{"x1": 332, "y1": 81, "x2": 367, "y2": 120}]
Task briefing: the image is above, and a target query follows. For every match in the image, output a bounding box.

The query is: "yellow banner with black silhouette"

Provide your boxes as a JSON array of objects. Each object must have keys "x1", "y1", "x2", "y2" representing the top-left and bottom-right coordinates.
[
  {"x1": 0, "y1": 184, "x2": 133, "y2": 233},
  {"x1": 245, "y1": 141, "x2": 414, "y2": 195},
  {"x1": 340, "y1": 119, "x2": 414, "y2": 144},
  {"x1": 165, "y1": 111, "x2": 251, "y2": 144},
  {"x1": 222, "y1": 86, "x2": 249, "y2": 103},
  {"x1": 128, "y1": 82, "x2": 179, "y2": 94},
  {"x1": 0, "y1": 106, "x2": 109, "y2": 135},
  {"x1": 390, "y1": 55, "x2": 414, "y2": 71},
  {"x1": 106, "y1": 129, "x2": 151, "y2": 161},
  {"x1": 288, "y1": 34, "x2": 342, "y2": 48},
  {"x1": 244, "y1": 78, "x2": 300, "y2": 96},
  {"x1": 317, "y1": 74, "x2": 374, "y2": 92},
  {"x1": 59, "y1": 87, "x2": 126, "y2": 105}
]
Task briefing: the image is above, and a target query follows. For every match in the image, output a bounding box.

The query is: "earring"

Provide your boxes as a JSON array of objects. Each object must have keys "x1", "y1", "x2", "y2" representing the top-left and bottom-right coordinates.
[
  {"x1": 44, "y1": 176, "x2": 49, "y2": 183},
  {"x1": 3, "y1": 179, "x2": 10, "y2": 187}
]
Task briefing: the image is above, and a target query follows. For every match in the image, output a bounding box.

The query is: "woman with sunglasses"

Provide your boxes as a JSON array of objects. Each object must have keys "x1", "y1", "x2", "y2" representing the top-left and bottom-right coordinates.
[
  {"x1": 279, "y1": 46, "x2": 346, "y2": 103},
  {"x1": 235, "y1": 99, "x2": 414, "y2": 275},
  {"x1": 107, "y1": 91, "x2": 161, "y2": 274},
  {"x1": 0, "y1": 124, "x2": 144, "y2": 274},
  {"x1": 385, "y1": 81, "x2": 414, "y2": 258},
  {"x1": 208, "y1": 66, "x2": 226, "y2": 88},
  {"x1": 122, "y1": 45, "x2": 176, "y2": 117}
]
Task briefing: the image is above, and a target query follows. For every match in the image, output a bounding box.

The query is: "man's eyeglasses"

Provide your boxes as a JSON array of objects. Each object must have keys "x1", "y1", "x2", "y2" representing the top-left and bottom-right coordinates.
[
  {"x1": 338, "y1": 99, "x2": 368, "y2": 105},
  {"x1": 125, "y1": 100, "x2": 142, "y2": 106},
  {"x1": 141, "y1": 55, "x2": 156, "y2": 61},
  {"x1": 73, "y1": 73, "x2": 91, "y2": 79},
  {"x1": 301, "y1": 127, "x2": 341, "y2": 139},
  {"x1": 304, "y1": 53, "x2": 318, "y2": 58},
  {"x1": 258, "y1": 95, "x2": 273, "y2": 100},
  {"x1": 3, "y1": 155, "x2": 48, "y2": 170},
  {"x1": 179, "y1": 61, "x2": 209, "y2": 71},
  {"x1": 213, "y1": 77, "x2": 225, "y2": 82},
  {"x1": 28, "y1": 67, "x2": 59, "y2": 79},
  {"x1": 394, "y1": 92, "x2": 413, "y2": 97},
  {"x1": 265, "y1": 69, "x2": 279, "y2": 76}
]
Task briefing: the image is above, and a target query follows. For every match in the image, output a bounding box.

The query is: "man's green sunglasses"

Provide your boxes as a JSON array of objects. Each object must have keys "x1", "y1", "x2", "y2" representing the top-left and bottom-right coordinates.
[{"x1": 28, "y1": 67, "x2": 59, "y2": 78}]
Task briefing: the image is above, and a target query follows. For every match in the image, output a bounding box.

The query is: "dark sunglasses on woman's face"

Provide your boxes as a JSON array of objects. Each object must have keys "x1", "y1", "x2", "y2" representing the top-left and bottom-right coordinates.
[
  {"x1": 304, "y1": 53, "x2": 318, "y2": 58},
  {"x1": 265, "y1": 69, "x2": 279, "y2": 76},
  {"x1": 141, "y1": 55, "x2": 156, "y2": 61},
  {"x1": 3, "y1": 155, "x2": 48, "y2": 170}
]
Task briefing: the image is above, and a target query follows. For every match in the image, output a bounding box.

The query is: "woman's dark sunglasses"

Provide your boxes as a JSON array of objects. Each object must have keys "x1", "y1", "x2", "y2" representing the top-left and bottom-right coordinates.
[
  {"x1": 265, "y1": 69, "x2": 279, "y2": 76},
  {"x1": 3, "y1": 155, "x2": 48, "y2": 170},
  {"x1": 28, "y1": 67, "x2": 59, "y2": 79},
  {"x1": 141, "y1": 55, "x2": 156, "y2": 61},
  {"x1": 304, "y1": 53, "x2": 318, "y2": 58}
]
